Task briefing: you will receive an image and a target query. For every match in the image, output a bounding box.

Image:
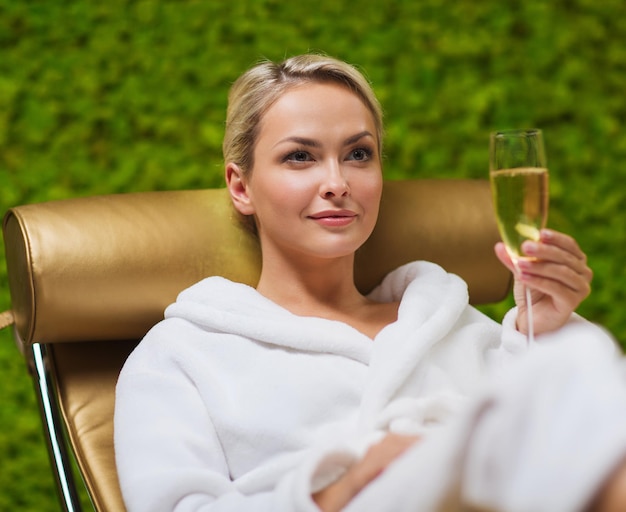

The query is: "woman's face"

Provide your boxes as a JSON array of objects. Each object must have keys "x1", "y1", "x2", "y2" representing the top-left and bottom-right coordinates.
[{"x1": 228, "y1": 82, "x2": 382, "y2": 263}]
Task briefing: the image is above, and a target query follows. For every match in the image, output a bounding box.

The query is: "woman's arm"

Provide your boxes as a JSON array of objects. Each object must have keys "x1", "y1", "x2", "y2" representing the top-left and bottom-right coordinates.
[
  {"x1": 114, "y1": 365, "x2": 306, "y2": 512},
  {"x1": 115, "y1": 368, "x2": 238, "y2": 512},
  {"x1": 312, "y1": 434, "x2": 419, "y2": 512}
]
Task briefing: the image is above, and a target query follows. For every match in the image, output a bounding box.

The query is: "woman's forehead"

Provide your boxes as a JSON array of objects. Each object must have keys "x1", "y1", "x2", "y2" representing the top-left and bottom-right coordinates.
[{"x1": 258, "y1": 83, "x2": 377, "y2": 141}]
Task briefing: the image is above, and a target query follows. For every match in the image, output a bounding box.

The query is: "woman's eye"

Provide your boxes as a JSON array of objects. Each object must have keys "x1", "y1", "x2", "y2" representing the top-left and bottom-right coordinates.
[
  {"x1": 347, "y1": 148, "x2": 372, "y2": 161},
  {"x1": 286, "y1": 151, "x2": 312, "y2": 162}
]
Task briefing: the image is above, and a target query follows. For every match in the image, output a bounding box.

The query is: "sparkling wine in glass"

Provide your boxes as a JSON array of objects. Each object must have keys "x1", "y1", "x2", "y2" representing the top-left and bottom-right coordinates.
[{"x1": 489, "y1": 129, "x2": 549, "y2": 343}]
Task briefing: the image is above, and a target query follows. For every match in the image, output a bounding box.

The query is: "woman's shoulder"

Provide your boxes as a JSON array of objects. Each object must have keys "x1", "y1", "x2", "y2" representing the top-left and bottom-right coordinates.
[
  {"x1": 368, "y1": 260, "x2": 464, "y2": 302},
  {"x1": 175, "y1": 275, "x2": 256, "y2": 303}
]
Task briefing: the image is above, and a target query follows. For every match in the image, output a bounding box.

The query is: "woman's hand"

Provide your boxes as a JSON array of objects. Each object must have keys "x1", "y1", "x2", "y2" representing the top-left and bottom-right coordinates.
[
  {"x1": 495, "y1": 229, "x2": 593, "y2": 336},
  {"x1": 312, "y1": 433, "x2": 419, "y2": 512}
]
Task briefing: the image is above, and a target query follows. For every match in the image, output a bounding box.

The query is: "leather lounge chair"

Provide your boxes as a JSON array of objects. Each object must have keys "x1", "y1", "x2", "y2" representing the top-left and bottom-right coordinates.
[{"x1": 0, "y1": 179, "x2": 511, "y2": 511}]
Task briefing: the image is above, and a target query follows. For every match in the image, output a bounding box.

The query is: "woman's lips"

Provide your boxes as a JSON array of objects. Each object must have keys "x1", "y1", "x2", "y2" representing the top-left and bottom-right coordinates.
[{"x1": 308, "y1": 210, "x2": 357, "y2": 227}]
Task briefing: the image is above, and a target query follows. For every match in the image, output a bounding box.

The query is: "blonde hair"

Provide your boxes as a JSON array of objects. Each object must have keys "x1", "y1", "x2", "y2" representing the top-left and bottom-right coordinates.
[{"x1": 223, "y1": 53, "x2": 383, "y2": 178}]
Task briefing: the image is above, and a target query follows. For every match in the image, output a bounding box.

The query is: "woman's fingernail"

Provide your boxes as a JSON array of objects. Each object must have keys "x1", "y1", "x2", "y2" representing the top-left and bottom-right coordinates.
[{"x1": 523, "y1": 241, "x2": 538, "y2": 254}]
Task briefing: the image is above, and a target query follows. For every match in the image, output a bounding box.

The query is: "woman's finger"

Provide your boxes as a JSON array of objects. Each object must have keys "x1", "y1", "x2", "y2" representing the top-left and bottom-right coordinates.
[
  {"x1": 494, "y1": 242, "x2": 517, "y2": 274},
  {"x1": 520, "y1": 271, "x2": 589, "y2": 310},
  {"x1": 538, "y1": 229, "x2": 587, "y2": 261},
  {"x1": 517, "y1": 258, "x2": 592, "y2": 295}
]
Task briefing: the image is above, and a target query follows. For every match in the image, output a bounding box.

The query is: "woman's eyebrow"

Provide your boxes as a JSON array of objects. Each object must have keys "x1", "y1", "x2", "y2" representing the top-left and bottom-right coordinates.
[
  {"x1": 273, "y1": 131, "x2": 374, "y2": 150},
  {"x1": 274, "y1": 136, "x2": 321, "y2": 148},
  {"x1": 343, "y1": 131, "x2": 374, "y2": 145}
]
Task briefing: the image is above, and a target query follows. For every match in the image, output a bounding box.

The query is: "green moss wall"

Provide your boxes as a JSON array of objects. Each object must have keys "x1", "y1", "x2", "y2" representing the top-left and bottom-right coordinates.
[{"x1": 1, "y1": 0, "x2": 624, "y2": 508}]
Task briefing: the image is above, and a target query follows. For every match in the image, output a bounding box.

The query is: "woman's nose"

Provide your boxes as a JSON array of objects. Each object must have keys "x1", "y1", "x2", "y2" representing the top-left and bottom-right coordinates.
[{"x1": 320, "y1": 162, "x2": 350, "y2": 198}]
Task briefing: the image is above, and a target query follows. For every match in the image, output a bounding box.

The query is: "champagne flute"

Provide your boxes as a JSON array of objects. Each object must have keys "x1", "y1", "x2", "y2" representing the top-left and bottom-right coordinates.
[{"x1": 489, "y1": 129, "x2": 549, "y2": 343}]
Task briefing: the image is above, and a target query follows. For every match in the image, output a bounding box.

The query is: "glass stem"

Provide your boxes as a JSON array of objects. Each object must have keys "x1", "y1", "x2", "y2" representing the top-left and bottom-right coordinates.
[{"x1": 525, "y1": 285, "x2": 534, "y2": 344}]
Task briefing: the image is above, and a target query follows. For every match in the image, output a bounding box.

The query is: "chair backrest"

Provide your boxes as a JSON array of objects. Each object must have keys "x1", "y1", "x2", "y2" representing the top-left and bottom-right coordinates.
[{"x1": 1, "y1": 179, "x2": 510, "y2": 511}]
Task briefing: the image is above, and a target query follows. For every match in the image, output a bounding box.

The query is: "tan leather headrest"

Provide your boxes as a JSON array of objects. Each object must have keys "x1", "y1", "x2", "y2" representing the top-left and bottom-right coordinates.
[{"x1": 2, "y1": 180, "x2": 510, "y2": 348}]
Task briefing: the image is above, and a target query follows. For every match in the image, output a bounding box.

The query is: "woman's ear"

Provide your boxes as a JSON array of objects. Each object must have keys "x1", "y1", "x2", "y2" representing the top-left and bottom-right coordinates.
[{"x1": 225, "y1": 163, "x2": 255, "y2": 215}]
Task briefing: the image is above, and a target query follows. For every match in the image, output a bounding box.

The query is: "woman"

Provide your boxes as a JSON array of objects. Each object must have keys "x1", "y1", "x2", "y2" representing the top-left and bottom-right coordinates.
[{"x1": 114, "y1": 54, "x2": 626, "y2": 511}]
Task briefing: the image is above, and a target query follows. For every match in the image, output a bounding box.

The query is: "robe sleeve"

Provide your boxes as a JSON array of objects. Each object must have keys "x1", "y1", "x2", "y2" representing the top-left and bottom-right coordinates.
[
  {"x1": 500, "y1": 308, "x2": 618, "y2": 354},
  {"x1": 114, "y1": 361, "x2": 322, "y2": 512}
]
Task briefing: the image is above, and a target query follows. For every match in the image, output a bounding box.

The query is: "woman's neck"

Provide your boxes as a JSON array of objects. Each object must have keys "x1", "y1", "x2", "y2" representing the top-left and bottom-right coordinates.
[
  {"x1": 256, "y1": 251, "x2": 400, "y2": 340},
  {"x1": 256, "y1": 252, "x2": 367, "y2": 317}
]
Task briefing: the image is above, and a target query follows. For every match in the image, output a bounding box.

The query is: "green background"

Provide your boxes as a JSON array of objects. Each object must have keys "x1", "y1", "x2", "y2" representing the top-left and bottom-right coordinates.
[{"x1": 1, "y1": 0, "x2": 624, "y2": 509}]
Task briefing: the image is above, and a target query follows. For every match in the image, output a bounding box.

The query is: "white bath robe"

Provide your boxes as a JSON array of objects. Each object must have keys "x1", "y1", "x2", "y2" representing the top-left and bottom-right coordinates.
[{"x1": 114, "y1": 261, "x2": 626, "y2": 512}]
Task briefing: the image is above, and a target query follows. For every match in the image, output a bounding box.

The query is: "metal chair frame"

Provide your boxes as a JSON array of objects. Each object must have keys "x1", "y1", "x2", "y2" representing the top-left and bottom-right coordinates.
[{"x1": 24, "y1": 336, "x2": 87, "y2": 512}]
